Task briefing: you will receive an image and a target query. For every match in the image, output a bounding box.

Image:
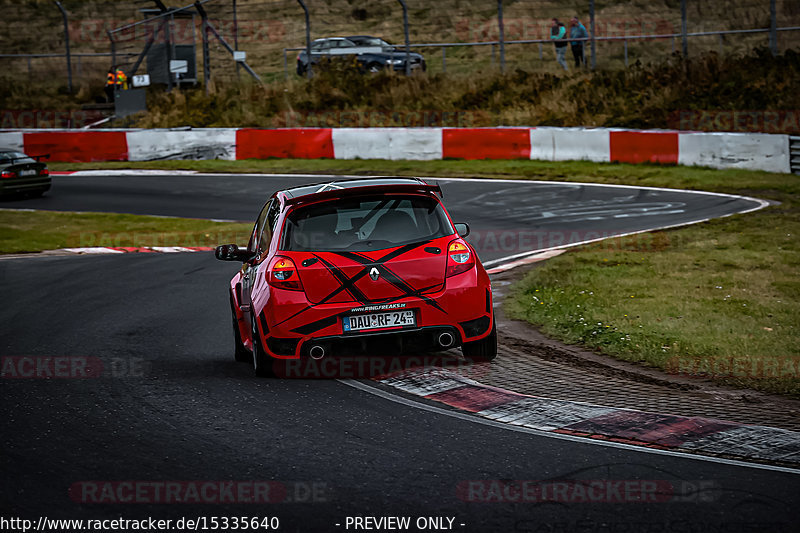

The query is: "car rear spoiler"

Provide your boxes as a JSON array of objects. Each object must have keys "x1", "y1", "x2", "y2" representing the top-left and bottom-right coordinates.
[{"x1": 281, "y1": 182, "x2": 443, "y2": 206}]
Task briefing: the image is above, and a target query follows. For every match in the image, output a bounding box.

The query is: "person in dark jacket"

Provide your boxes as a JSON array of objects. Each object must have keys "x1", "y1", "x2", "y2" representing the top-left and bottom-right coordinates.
[
  {"x1": 550, "y1": 18, "x2": 568, "y2": 71},
  {"x1": 570, "y1": 16, "x2": 588, "y2": 68}
]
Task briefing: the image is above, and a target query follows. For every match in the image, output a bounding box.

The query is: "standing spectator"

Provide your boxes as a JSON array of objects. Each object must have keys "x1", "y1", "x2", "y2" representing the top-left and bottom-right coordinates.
[
  {"x1": 550, "y1": 18, "x2": 568, "y2": 71},
  {"x1": 570, "y1": 16, "x2": 588, "y2": 68},
  {"x1": 104, "y1": 67, "x2": 116, "y2": 103},
  {"x1": 104, "y1": 66, "x2": 128, "y2": 103}
]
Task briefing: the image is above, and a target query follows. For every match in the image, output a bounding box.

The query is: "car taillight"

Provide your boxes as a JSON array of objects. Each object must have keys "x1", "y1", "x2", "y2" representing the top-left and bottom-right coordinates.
[
  {"x1": 446, "y1": 239, "x2": 474, "y2": 277},
  {"x1": 268, "y1": 256, "x2": 304, "y2": 291},
  {"x1": 40, "y1": 168, "x2": 49, "y2": 176},
  {"x1": 1, "y1": 170, "x2": 17, "y2": 179}
]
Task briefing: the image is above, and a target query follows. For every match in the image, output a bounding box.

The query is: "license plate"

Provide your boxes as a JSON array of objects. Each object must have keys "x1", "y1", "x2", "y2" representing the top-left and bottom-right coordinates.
[
  {"x1": 342, "y1": 310, "x2": 416, "y2": 333},
  {"x1": 19, "y1": 169, "x2": 36, "y2": 177}
]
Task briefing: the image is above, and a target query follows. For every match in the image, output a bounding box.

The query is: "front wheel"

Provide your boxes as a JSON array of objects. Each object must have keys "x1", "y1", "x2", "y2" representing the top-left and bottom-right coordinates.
[{"x1": 461, "y1": 320, "x2": 497, "y2": 362}]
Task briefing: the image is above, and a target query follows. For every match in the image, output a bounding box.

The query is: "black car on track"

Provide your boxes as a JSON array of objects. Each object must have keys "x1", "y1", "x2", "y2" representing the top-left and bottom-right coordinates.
[
  {"x1": 0, "y1": 149, "x2": 50, "y2": 197},
  {"x1": 297, "y1": 35, "x2": 426, "y2": 75}
]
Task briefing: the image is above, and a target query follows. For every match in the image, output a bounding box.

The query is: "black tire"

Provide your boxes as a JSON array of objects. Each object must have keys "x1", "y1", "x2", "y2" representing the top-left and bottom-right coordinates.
[
  {"x1": 366, "y1": 62, "x2": 383, "y2": 73},
  {"x1": 250, "y1": 313, "x2": 274, "y2": 377},
  {"x1": 461, "y1": 320, "x2": 497, "y2": 362},
  {"x1": 230, "y1": 295, "x2": 250, "y2": 363}
]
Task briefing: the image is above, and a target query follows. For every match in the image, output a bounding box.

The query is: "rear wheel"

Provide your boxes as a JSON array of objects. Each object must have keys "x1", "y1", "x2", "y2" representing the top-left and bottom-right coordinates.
[
  {"x1": 251, "y1": 313, "x2": 274, "y2": 377},
  {"x1": 461, "y1": 320, "x2": 497, "y2": 362},
  {"x1": 230, "y1": 295, "x2": 250, "y2": 363},
  {"x1": 367, "y1": 62, "x2": 383, "y2": 73}
]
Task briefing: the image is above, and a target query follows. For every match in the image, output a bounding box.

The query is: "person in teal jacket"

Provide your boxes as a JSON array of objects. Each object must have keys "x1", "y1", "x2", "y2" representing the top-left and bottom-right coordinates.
[
  {"x1": 550, "y1": 18, "x2": 568, "y2": 71},
  {"x1": 570, "y1": 16, "x2": 588, "y2": 68}
]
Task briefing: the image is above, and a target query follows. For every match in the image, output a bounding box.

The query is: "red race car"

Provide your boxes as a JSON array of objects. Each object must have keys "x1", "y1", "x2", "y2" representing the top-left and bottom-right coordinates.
[{"x1": 216, "y1": 177, "x2": 496, "y2": 376}]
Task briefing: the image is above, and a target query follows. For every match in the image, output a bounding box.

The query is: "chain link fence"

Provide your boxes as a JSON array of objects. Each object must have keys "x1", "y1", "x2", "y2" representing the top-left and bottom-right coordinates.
[{"x1": 0, "y1": 0, "x2": 798, "y2": 89}]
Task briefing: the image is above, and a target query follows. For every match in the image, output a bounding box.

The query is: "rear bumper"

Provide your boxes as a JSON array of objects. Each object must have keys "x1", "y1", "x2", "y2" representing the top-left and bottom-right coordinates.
[
  {"x1": 246, "y1": 267, "x2": 492, "y2": 360},
  {"x1": 299, "y1": 325, "x2": 461, "y2": 358},
  {"x1": 0, "y1": 176, "x2": 51, "y2": 195}
]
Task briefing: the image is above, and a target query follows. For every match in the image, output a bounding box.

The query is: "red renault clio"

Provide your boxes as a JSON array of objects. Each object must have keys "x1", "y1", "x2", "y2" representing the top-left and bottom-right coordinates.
[{"x1": 216, "y1": 178, "x2": 496, "y2": 376}]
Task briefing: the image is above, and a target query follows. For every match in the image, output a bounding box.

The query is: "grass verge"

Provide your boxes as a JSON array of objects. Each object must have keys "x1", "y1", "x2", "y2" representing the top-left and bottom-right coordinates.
[
  {"x1": 505, "y1": 189, "x2": 800, "y2": 397},
  {"x1": 0, "y1": 210, "x2": 251, "y2": 254}
]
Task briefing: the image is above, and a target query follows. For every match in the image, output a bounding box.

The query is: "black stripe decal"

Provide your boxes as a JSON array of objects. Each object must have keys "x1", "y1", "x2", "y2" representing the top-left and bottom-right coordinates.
[{"x1": 291, "y1": 314, "x2": 339, "y2": 335}]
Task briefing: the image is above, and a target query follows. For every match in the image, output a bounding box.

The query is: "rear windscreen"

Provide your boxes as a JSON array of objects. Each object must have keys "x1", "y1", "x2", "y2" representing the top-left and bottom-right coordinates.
[
  {"x1": 0, "y1": 152, "x2": 33, "y2": 164},
  {"x1": 282, "y1": 195, "x2": 454, "y2": 252}
]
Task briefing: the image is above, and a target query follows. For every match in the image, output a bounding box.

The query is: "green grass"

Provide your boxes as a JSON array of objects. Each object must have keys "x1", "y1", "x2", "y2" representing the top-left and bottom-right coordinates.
[
  {"x1": 0, "y1": 210, "x2": 251, "y2": 254},
  {"x1": 506, "y1": 192, "x2": 800, "y2": 397}
]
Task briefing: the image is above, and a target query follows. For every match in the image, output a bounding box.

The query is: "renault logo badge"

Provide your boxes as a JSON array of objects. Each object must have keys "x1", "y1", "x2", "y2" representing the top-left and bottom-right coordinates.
[{"x1": 369, "y1": 267, "x2": 380, "y2": 281}]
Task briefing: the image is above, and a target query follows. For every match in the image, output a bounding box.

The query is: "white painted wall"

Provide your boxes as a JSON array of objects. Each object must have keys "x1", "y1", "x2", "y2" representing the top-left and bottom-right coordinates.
[
  {"x1": 0, "y1": 132, "x2": 25, "y2": 152},
  {"x1": 332, "y1": 128, "x2": 443, "y2": 160},
  {"x1": 126, "y1": 129, "x2": 238, "y2": 161},
  {"x1": 678, "y1": 132, "x2": 790, "y2": 174},
  {"x1": 530, "y1": 127, "x2": 611, "y2": 162}
]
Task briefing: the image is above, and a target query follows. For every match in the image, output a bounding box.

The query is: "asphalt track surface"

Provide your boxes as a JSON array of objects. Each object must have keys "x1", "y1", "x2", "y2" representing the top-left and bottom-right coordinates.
[{"x1": 2, "y1": 174, "x2": 798, "y2": 532}]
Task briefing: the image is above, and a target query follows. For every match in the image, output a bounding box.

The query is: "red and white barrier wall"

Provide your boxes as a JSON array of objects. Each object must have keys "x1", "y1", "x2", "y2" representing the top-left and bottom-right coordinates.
[{"x1": 0, "y1": 127, "x2": 791, "y2": 173}]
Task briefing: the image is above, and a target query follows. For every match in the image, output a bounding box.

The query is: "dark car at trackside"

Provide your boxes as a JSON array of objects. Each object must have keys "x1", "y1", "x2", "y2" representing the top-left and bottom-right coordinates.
[
  {"x1": 297, "y1": 35, "x2": 426, "y2": 76},
  {"x1": 0, "y1": 149, "x2": 50, "y2": 197}
]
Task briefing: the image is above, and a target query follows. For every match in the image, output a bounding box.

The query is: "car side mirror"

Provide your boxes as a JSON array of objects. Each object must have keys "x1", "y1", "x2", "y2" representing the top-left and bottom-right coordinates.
[
  {"x1": 454, "y1": 223, "x2": 470, "y2": 238},
  {"x1": 215, "y1": 244, "x2": 254, "y2": 262}
]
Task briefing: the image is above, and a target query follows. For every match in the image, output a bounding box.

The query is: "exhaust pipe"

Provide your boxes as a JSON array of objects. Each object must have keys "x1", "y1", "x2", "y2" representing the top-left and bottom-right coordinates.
[
  {"x1": 309, "y1": 345, "x2": 326, "y2": 360},
  {"x1": 438, "y1": 332, "x2": 454, "y2": 348}
]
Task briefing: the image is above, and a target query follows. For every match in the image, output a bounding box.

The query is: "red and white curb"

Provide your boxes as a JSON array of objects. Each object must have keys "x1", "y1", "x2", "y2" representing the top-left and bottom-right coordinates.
[
  {"x1": 3, "y1": 246, "x2": 216, "y2": 258},
  {"x1": 59, "y1": 246, "x2": 215, "y2": 254},
  {"x1": 486, "y1": 249, "x2": 565, "y2": 274},
  {"x1": 372, "y1": 367, "x2": 800, "y2": 467}
]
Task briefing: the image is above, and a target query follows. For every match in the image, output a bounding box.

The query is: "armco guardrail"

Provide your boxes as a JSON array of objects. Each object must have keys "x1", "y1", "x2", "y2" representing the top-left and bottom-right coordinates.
[
  {"x1": 0, "y1": 127, "x2": 791, "y2": 174},
  {"x1": 790, "y1": 136, "x2": 800, "y2": 175}
]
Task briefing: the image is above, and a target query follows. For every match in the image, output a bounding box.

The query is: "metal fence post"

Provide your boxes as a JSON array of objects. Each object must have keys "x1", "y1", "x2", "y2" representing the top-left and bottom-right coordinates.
[
  {"x1": 589, "y1": 0, "x2": 596, "y2": 69},
  {"x1": 297, "y1": 0, "x2": 312, "y2": 78},
  {"x1": 624, "y1": 39, "x2": 628, "y2": 66},
  {"x1": 195, "y1": 2, "x2": 210, "y2": 95},
  {"x1": 397, "y1": 0, "x2": 411, "y2": 76},
  {"x1": 284, "y1": 49, "x2": 289, "y2": 80},
  {"x1": 233, "y1": 0, "x2": 240, "y2": 79},
  {"x1": 107, "y1": 30, "x2": 117, "y2": 70},
  {"x1": 497, "y1": 0, "x2": 505, "y2": 73},
  {"x1": 53, "y1": 1, "x2": 72, "y2": 93},
  {"x1": 681, "y1": 0, "x2": 688, "y2": 57},
  {"x1": 770, "y1": 0, "x2": 778, "y2": 56}
]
